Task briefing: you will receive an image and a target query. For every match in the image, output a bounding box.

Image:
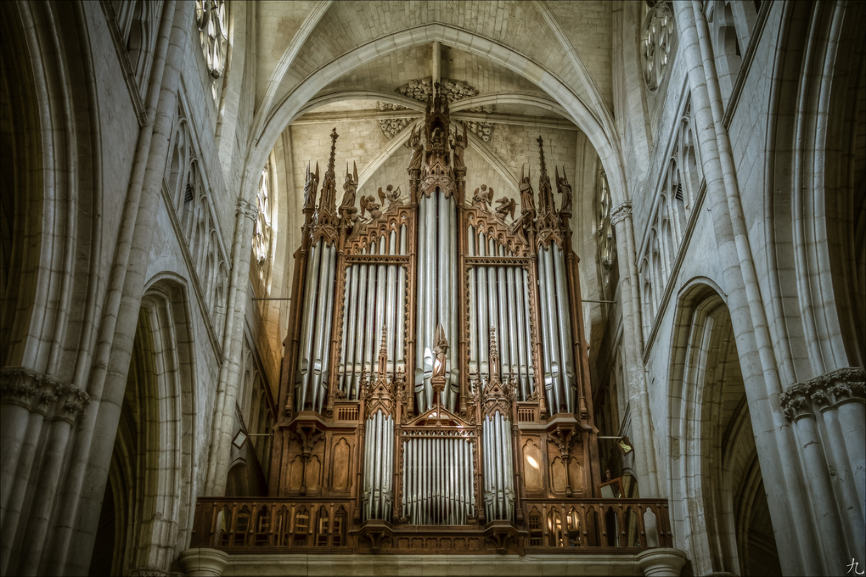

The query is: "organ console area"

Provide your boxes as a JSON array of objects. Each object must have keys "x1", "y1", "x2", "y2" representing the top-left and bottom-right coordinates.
[{"x1": 192, "y1": 87, "x2": 672, "y2": 555}]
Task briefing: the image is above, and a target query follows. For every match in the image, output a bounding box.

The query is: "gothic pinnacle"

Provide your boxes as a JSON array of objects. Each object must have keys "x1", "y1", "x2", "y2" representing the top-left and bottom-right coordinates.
[
  {"x1": 327, "y1": 127, "x2": 339, "y2": 176},
  {"x1": 537, "y1": 135, "x2": 547, "y2": 177}
]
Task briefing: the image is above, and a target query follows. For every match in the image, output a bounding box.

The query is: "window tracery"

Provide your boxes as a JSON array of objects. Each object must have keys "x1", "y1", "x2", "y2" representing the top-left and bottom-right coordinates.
[
  {"x1": 195, "y1": 0, "x2": 229, "y2": 101},
  {"x1": 641, "y1": 1, "x2": 675, "y2": 91},
  {"x1": 253, "y1": 162, "x2": 273, "y2": 284},
  {"x1": 595, "y1": 170, "x2": 615, "y2": 299}
]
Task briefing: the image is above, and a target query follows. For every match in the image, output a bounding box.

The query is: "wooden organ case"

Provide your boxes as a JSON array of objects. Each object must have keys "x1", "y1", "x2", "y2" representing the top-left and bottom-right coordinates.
[{"x1": 204, "y1": 87, "x2": 672, "y2": 556}]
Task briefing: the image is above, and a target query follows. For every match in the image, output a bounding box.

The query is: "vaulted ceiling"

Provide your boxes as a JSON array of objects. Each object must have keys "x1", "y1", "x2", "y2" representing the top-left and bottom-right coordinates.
[{"x1": 250, "y1": 1, "x2": 617, "y2": 274}]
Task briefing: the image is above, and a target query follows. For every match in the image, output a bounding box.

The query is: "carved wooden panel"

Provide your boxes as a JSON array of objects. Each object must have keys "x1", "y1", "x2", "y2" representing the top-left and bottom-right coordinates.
[
  {"x1": 330, "y1": 437, "x2": 352, "y2": 492},
  {"x1": 568, "y1": 457, "x2": 584, "y2": 494},
  {"x1": 522, "y1": 437, "x2": 544, "y2": 493},
  {"x1": 306, "y1": 454, "x2": 322, "y2": 493},
  {"x1": 288, "y1": 455, "x2": 304, "y2": 492},
  {"x1": 549, "y1": 454, "x2": 567, "y2": 494}
]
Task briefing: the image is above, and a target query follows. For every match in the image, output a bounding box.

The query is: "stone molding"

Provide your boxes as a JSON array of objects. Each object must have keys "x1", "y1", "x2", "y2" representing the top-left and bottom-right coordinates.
[
  {"x1": 178, "y1": 548, "x2": 229, "y2": 577},
  {"x1": 0, "y1": 366, "x2": 90, "y2": 420},
  {"x1": 636, "y1": 547, "x2": 688, "y2": 576},
  {"x1": 780, "y1": 367, "x2": 866, "y2": 421}
]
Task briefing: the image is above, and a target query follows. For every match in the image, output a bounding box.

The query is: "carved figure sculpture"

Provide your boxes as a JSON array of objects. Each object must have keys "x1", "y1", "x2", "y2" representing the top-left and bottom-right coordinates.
[
  {"x1": 303, "y1": 162, "x2": 320, "y2": 211},
  {"x1": 359, "y1": 194, "x2": 382, "y2": 219},
  {"x1": 472, "y1": 184, "x2": 493, "y2": 206},
  {"x1": 495, "y1": 196, "x2": 516, "y2": 221},
  {"x1": 555, "y1": 166, "x2": 572, "y2": 216},
  {"x1": 406, "y1": 125, "x2": 423, "y2": 172},
  {"x1": 451, "y1": 123, "x2": 467, "y2": 172},
  {"x1": 339, "y1": 162, "x2": 359, "y2": 220}
]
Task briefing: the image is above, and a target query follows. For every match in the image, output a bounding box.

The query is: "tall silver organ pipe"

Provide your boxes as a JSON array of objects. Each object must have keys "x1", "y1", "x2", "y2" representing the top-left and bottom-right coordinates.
[
  {"x1": 338, "y1": 226, "x2": 409, "y2": 398},
  {"x1": 363, "y1": 411, "x2": 394, "y2": 520},
  {"x1": 537, "y1": 245, "x2": 574, "y2": 414},
  {"x1": 483, "y1": 411, "x2": 514, "y2": 521},
  {"x1": 415, "y1": 190, "x2": 458, "y2": 413},
  {"x1": 296, "y1": 240, "x2": 338, "y2": 412},
  {"x1": 466, "y1": 229, "x2": 534, "y2": 401}
]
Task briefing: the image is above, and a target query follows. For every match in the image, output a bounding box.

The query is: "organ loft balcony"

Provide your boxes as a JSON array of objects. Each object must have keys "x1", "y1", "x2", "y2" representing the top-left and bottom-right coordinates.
[{"x1": 186, "y1": 95, "x2": 681, "y2": 576}]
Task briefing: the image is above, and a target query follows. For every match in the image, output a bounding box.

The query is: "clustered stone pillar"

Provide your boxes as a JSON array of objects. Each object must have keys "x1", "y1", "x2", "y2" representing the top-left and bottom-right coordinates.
[
  {"x1": 205, "y1": 198, "x2": 258, "y2": 495},
  {"x1": 780, "y1": 367, "x2": 866, "y2": 568},
  {"x1": 610, "y1": 202, "x2": 659, "y2": 496}
]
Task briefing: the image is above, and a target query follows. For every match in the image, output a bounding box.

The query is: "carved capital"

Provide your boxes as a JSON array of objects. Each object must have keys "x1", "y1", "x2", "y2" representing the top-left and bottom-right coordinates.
[
  {"x1": 0, "y1": 367, "x2": 42, "y2": 408},
  {"x1": 56, "y1": 383, "x2": 91, "y2": 420},
  {"x1": 780, "y1": 367, "x2": 866, "y2": 420},
  {"x1": 236, "y1": 198, "x2": 258, "y2": 222},
  {"x1": 610, "y1": 202, "x2": 633, "y2": 226},
  {"x1": 0, "y1": 368, "x2": 88, "y2": 419}
]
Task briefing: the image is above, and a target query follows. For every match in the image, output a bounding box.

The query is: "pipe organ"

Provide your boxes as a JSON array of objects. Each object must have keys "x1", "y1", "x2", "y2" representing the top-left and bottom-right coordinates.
[{"x1": 270, "y1": 87, "x2": 602, "y2": 552}]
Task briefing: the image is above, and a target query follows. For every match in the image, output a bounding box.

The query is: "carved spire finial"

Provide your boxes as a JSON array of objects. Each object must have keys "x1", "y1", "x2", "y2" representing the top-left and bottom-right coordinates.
[
  {"x1": 537, "y1": 135, "x2": 547, "y2": 178},
  {"x1": 328, "y1": 127, "x2": 338, "y2": 175}
]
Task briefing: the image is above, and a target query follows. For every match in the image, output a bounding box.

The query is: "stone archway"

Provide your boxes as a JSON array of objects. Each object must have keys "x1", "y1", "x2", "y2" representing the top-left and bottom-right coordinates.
[
  {"x1": 668, "y1": 282, "x2": 780, "y2": 576},
  {"x1": 89, "y1": 281, "x2": 196, "y2": 576}
]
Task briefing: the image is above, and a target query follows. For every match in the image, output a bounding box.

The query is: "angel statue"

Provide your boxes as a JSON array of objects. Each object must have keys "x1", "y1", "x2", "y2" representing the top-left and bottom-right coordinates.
[
  {"x1": 378, "y1": 184, "x2": 402, "y2": 206},
  {"x1": 359, "y1": 194, "x2": 382, "y2": 219},
  {"x1": 472, "y1": 184, "x2": 493, "y2": 206},
  {"x1": 339, "y1": 161, "x2": 359, "y2": 220},
  {"x1": 406, "y1": 125, "x2": 423, "y2": 172},
  {"x1": 495, "y1": 196, "x2": 516, "y2": 220}
]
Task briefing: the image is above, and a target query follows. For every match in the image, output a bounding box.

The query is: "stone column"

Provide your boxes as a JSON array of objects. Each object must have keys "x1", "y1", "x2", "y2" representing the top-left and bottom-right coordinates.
[
  {"x1": 205, "y1": 198, "x2": 258, "y2": 495},
  {"x1": 44, "y1": 2, "x2": 191, "y2": 574},
  {"x1": 0, "y1": 369, "x2": 88, "y2": 575},
  {"x1": 781, "y1": 367, "x2": 866, "y2": 567},
  {"x1": 610, "y1": 202, "x2": 658, "y2": 495},
  {"x1": 673, "y1": 3, "x2": 819, "y2": 574},
  {"x1": 178, "y1": 548, "x2": 229, "y2": 577},
  {"x1": 636, "y1": 548, "x2": 687, "y2": 577}
]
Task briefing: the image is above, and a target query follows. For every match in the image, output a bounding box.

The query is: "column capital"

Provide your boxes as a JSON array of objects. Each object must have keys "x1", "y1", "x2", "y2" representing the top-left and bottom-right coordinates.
[
  {"x1": 610, "y1": 201, "x2": 633, "y2": 226},
  {"x1": 780, "y1": 367, "x2": 865, "y2": 420},
  {"x1": 178, "y1": 548, "x2": 229, "y2": 577},
  {"x1": 236, "y1": 198, "x2": 258, "y2": 222},
  {"x1": 0, "y1": 366, "x2": 89, "y2": 419},
  {"x1": 636, "y1": 547, "x2": 688, "y2": 576}
]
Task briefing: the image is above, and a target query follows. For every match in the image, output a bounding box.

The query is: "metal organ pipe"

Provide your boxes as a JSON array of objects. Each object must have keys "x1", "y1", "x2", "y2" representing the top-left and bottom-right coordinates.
[
  {"x1": 477, "y1": 233, "x2": 488, "y2": 377},
  {"x1": 552, "y1": 245, "x2": 575, "y2": 413},
  {"x1": 344, "y1": 263, "x2": 360, "y2": 396},
  {"x1": 364, "y1": 243, "x2": 377, "y2": 378},
  {"x1": 542, "y1": 246, "x2": 562, "y2": 414},
  {"x1": 396, "y1": 226, "x2": 407, "y2": 372},
  {"x1": 496, "y1": 248, "x2": 509, "y2": 382},
  {"x1": 536, "y1": 249, "x2": 554, "y2": 412},
  {"x1": 317, "y1": 245, "x2": 337, "y2": 412},
  {"x1": 467, "y1": 226, "x2": 478, "y2": 377},
  {"x1": 448, "y1": 199, "x2": 458, "y2": 412},
  {"x1": 386, "y1": 231, "x2": 397, "y2": 375},
  {"x1": 298, "y1": 242, "x2": 320, "y2": 409},
  {"x1": 338, "y1": 266, "x2": 352, "y2": 394},
  {"x1": 352, "y1": 263, "x2": 368, "y2": 397},
  {"x1": 424, "y1": 194, "x2": 436, "y2": 410},
  {"x1": 438, "y1": 191, "x2": 449, "y2": 407},
  {"x1": 310, "y1": 244, "x2": 332, "y2": 409},
  {"x1": 522, "y1": 268, "x2": 536, "y2": 397},
  {"x1": 415, "y1": 199, "x2": 427, "y2": 409}
]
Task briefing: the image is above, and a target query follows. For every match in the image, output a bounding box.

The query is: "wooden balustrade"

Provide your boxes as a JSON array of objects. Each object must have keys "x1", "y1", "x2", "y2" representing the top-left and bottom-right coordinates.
[
  {"x1": 191, "y1": 497, "x2": 671, "y2": 554},
  {"x1": 191, "y1": 498, "x2": 355, "y2": 552},
  {"x1": 522, "y1": 499, "x2": 672, "y2": 551}
]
